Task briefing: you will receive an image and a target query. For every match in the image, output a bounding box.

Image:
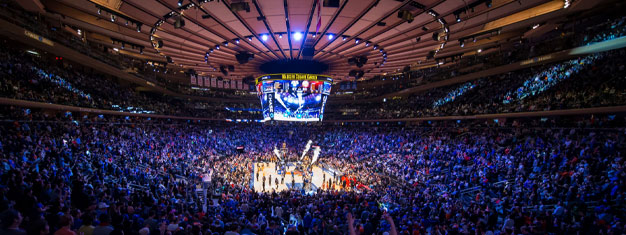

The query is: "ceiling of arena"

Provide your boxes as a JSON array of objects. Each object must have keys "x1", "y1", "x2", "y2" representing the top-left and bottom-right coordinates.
[{"x1": 30, "y1": 0, "x2": 593, "y2": 81}]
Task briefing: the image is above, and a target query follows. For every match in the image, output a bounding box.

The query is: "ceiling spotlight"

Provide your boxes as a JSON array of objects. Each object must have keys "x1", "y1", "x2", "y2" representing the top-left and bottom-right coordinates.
[
  {"x1": 373, "y1": 45, "x2": 378, "y2": 49},
  {"x1": 365, "y1": 41, "x2": 370, "y2": 47},
  {"x1": 97, "y1": 8, "x2": 101, "y2": 15},
  {"x1": 278, "y1": 33, "x2": 283, "y2": 38},
  {"x1": 110, "y1": 14, "x2": 116, "y2": 22},
  {"x1": 312, "y1": 33, "x2": 316, "y2": 38},
  {"x1": 327, "y1": 34, "x2": 334, "y2": 40},
  {"x1": 383, "y1": 53, "x2": 386, "y2": 56},
  {"x1": 125, "y1": 20, "x2": 129, "y2": 26},
  {"x1": 293, "y1": 32, "x2": 303, "y2": 40},
  {"x1": 247, "y1": 36, "x2": 253, "y2": 41},
  {"x1": 355, "y1": 38, "x2": 360, "y2": 44},
  {"x1": 486, "y1": 0, "x2": 492, "y2": 7},
  {"x1": 178, "y1": 0, "x2": 184, "y2": 6},
  {"x1": 455, "y1": 14, "x2": 461, "y2": 22},
  {"x1": 223, "y1": 41, "x2": 229, "y2": 47},
  {"x1": 136, "y1": 24, "x2": 142, "y2": 32},
  {"x1": 215, "y1": 45, "x2": 220, "y2": 50},
  {"x1": 209, "y1": 49, "x2": 214, "y2": 53},
  {"x1": 473, "y1": 37, "x2": 477, "y2": 42},
  {"x1": 379, "y1": 49, "x2": 384, "y2": 53},
  {"x1": 477, "y1": 48, "x2": 482, "y2": 53},
  {"x1": 342, "y1": 36, "x2": 348, "y2": 41},
  {"x1": 261, "y1": 34, "x2": 268, "y2": 41},
  {"x1": 460, "y1": 40, "x2": 464, "y2": 47},
  {"x1": 235, "y1": 38, "x2": 240, "y2": 44}
]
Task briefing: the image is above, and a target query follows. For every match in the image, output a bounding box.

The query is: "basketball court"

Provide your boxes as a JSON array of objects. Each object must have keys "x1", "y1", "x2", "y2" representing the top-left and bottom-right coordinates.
[{"x1": 252, "y1": 162, "x2": 343, "y2": 193}]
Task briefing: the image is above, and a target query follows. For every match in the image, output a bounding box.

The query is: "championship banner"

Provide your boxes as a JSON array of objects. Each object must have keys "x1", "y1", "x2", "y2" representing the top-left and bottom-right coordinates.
[
  {"x1": 224, "y1": 80, "x2": 230, "y2": 89},
  {"x1": 211, "y1": 77, "x2": 217, "y2": 87},
  {"x1": 217, "y1": 80, "x2": 223, "y2": 88},
  {"x1": 204, "y1": 77, "x2": 211, "y2": 87},
  {"x1": 190, "y1": 74, "x2": 197, "y2": 85}
]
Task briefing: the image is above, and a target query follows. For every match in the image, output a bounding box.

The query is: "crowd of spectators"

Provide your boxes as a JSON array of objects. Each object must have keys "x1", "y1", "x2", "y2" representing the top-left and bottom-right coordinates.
[
  {"x1": 327, "y1": 49, "x2": 626, "y2": 120},
  {"x1": 0, "y1": 106, "x2": 624, "y2": 235},
  {"x1": 0, "y1": 43, "x2": 262, "y2": 120},
  {"x1": 338, "y1": 14, "x2": 626, "y2": 99}
]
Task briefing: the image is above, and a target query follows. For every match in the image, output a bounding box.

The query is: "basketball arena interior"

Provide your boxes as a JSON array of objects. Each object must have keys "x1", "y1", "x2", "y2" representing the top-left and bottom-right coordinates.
[{"x1": 0, "y1": 0, "x2": 625, "y2": 234}]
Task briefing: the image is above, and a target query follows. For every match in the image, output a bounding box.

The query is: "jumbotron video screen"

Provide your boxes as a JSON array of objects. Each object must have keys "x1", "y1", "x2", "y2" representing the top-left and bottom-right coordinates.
[{"x1": 257, "y1": 74, "x2": 332, "y2": 121}]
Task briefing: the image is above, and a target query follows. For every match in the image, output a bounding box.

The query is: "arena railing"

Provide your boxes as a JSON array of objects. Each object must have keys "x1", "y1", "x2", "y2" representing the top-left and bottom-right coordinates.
[{"x1": 2, "y1": 97, "x2": 626, "y2": 122}]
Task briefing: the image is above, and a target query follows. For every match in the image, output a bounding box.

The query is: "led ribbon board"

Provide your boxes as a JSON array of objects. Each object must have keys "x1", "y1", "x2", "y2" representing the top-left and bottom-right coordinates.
[{"x1": 256, "y1": 74, "x2": 332, "y2": 122}]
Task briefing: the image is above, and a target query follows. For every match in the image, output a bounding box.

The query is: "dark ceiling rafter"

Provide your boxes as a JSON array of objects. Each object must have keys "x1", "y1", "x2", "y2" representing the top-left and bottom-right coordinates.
[
  {"x1": 121, "y1": 0, "x2": 243, "y2": 58},
  {"x1": 309, "y1": 0, "x2": 349, "y2": 47},
  {"x1": 323, "y1": 0, "x2": 540, "y2": 65},
  {"x1": 315, "y1": 0, "x2": 415, "y2": 59},
  {"x1": 220, "y1": 0, "x2": 282, "y2": 59},
  {"x1": 309, "y1": 0, "x2": 380, "y2": 57},
  {"x1": 251, "y1": 0, "x2": 288, "y2": 59},
  {"x1": 283, "y1": 0, "x2": 293, "y2": 59},
  {"x1": 187, "y1": 0, "x2": 275, "y2": 61},
  {"x1": 295, "y1": 0, "x2": 318, "y2": 59},
  {"x1": 143, "y1": 0, "x2": 274, "y2": 62},
  {"x1": 318, "y1": 0, "x2": 448, "y2": 61}
]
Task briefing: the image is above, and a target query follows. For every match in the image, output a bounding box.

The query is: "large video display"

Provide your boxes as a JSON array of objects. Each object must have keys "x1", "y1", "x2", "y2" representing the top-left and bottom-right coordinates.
[{"x1": 257, "y1": 74, "x2": 332, "y2": 122}]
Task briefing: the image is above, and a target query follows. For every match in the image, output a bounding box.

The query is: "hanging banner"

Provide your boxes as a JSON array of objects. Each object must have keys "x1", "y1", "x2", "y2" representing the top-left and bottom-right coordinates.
[{"x1": 190, "y1": 74, "x2": 197, "y2": 85}]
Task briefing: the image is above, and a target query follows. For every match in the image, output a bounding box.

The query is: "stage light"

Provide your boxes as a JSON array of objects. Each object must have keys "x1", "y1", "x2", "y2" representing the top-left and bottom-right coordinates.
[
  {"x1": 460, "y1": 40, "x2": 464, "y2": 47},
  {"x1": 293, "y1": 32, "x2": 303, "y2": 40},
  {"x1": 477, "y1": 48, "x2": 482, "y2": 53},
  {"x1": 327, "y1": 34, "x2": 334, "y2": 40},
  {"x1": 373, "y1": 45, "x2": 378, "y2": 50},
  {"x1": 261, "y1": 34, "x2": 268, "y2": 41},
  {"x1": 97, "y1": 8, "x2": 101, "y2": 15},
  {"x1": 379, "y1": 49, "x2": 384, "y2": 53},
  {"x1": 215, "y1": 45, "x2": 220, "y2": 50},
  {"x1": 235, "y1": 38, "x2": 240, "y2": 44},
  {"x1": 355, "y1": 38, "x2": 360, "y2": 44},
  {"x1": 278, "y1": 33, "x2": 283, "y2": 38},
  {"x1": 342, "y1": 36, "x2": 347, "y2": 41},
  {"x1": 136, "y1": 24, "x2": 142, "y2": 32},
  {"x1": 456, "y1": 14, "x2": 461, "y2": 22},
  {"x1": 247, "y1": 36, "x2": 253, "y2": 41},
  {"x1": 312, "y1": 33, "x2": 316, "y2": 38},
  {"x1": 223, "y1": 41, "x2": 229, "y2": 47},
  {"x1": 111, "y1": 14, "x2": 116, "y2": 22},
  {"x1": 178, "y1": 0, "x2": 184, "y2": 6},
  {"x1": 365, "y1": 41, "x2": 370, "y2": 47}
]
